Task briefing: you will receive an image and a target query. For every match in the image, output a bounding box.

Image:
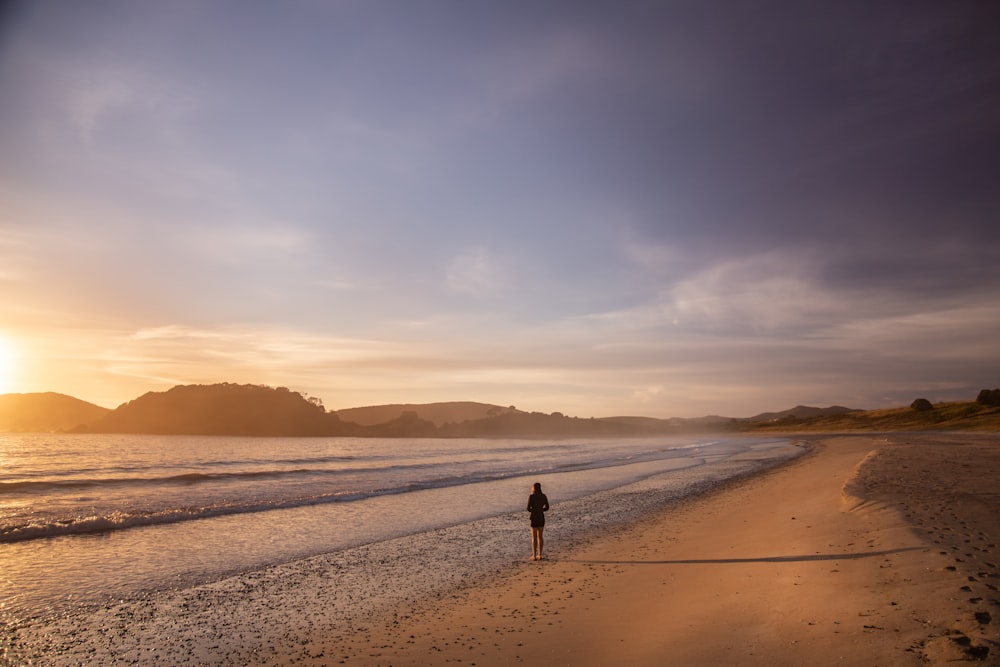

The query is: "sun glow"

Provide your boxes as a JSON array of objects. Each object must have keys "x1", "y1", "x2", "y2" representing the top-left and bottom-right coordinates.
[{"x1": 0, "y1": 335, "x2": 17, "y2": 394}]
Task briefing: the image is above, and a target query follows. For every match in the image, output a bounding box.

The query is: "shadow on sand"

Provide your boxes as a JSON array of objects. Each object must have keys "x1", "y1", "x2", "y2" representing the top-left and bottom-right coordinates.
[{"x1": 558, "y1": 546, "x2": 925, "y2": 565}]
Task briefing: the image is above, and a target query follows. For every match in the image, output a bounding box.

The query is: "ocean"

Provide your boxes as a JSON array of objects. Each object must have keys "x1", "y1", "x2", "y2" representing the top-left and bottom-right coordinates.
[{"x1": 0, "y1": 433, "x2": 802, "y2": 627}]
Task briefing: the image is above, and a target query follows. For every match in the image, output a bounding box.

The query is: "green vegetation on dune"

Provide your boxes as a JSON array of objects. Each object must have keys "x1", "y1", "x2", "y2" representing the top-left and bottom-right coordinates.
[{"x1": 743, "y1": 399, "x2": 1000, "y2": 433}]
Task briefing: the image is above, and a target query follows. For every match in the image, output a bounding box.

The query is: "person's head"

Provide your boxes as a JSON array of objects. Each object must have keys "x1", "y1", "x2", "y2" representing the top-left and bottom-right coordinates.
[{"x1": 532, "y1": 482, "x2": 542, "y2": 493}]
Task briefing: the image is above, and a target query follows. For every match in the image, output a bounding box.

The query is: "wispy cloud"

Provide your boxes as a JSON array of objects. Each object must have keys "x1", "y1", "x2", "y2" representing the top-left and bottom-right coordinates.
[
  {"x1": 62, "y1": 64, "x2": 197, "y2": 148},
  {"x1": 668, "y1": 253, "x2": 847, "y2": 335},
  {"x1": 181, "y1": 222, "x2": 311, "y2": 267},
  {"x1": 445, "y1": 247, "x2": 508, "y2": 296},
  {"x1": 452, "y1": 28, "x2": 596, "y2": 130}
]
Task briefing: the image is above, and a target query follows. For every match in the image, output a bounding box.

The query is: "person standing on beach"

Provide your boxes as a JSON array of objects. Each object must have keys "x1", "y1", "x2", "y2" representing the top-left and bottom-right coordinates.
[{"x1": 526, "y1": 482, "x2": 549, "y2": 560}]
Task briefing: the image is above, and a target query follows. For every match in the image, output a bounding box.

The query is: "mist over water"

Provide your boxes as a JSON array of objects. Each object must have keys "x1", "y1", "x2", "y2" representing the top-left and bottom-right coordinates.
[{"x1": 0, "y1": 433, "x2": 799, "y2": 623}]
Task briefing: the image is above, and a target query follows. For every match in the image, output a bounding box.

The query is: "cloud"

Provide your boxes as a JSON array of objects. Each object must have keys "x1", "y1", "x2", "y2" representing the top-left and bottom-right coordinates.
[
  {"x1": 631, "y1": 384, "x2": 665, "y2": 404},
  {"x1": 182, "y1": 222, "x2": 311, "y2": 267},
  {"x1": 668, "y1": 253, "x2": 845, "y2": 335},
  {"x1": 445, "y1": 247, "x2": 507, "y2": 296},
  {"x1": 623, "y1": 240, "x2": 685, "y2": 276},
  {"x1": 101, "y1": 325, "x2": 405, "y2": 391},
  {"x1": 62, "y1": 64, "x2": 196, "y2": 147},
  {"x1": 451, "y1": 27, "x2": 596, "y2": 130},
  {"x1": 0, "y1": 229, "x2": 32, "y2": 282},
  {"x1": 582, "y1": 250, "x2": 842, "y2": 338},
  {"x1": 824, "y1": 304, "x2": 1000, "y2": 361}
]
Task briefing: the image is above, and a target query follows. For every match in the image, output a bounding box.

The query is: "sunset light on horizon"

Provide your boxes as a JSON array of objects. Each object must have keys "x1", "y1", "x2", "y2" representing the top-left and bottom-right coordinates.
[{"x1": 2, "y1": 2, "x2": 999, "y2": 417}]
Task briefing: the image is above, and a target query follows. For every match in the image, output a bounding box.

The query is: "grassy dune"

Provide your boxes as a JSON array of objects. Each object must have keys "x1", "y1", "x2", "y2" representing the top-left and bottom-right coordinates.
[{"x1": 744, "y1": 399, "x2": 1000, "y2": 432}]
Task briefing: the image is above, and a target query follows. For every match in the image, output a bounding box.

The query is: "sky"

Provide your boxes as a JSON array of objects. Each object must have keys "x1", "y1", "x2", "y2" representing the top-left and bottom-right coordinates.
[{"x1": 1, "y1": 1, "x2": 999, "y2": 418}]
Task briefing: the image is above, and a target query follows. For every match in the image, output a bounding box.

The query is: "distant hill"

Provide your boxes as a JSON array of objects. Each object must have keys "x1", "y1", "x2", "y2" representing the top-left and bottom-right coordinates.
[
  {"x1": 746, "y1": 405, "x2": 860, "y2": 422},
  {"x1": 0, "y1": 392, "x2": 110, "y2": 433},
  {"x1": 9, "y1": 383, "x2": 1000, "y2": 437},
  {"x1": 337, "y1": 405, "x2": 724, "y2": 437},
  {"x1": 335, "y1": 401, "x2": 516, "y2": 427},
  {"x1": 77, "y1": 383, "x2": 344, "y2": 436}
]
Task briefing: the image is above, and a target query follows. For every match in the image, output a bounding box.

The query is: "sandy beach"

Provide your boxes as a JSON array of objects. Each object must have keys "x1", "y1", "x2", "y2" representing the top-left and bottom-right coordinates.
[
  {"x1": 315, "y1": 433, "x2": 1000, "y2": 666},
  {"x1": 3, "y1": 433, "x2": 998, "y2": 666}
]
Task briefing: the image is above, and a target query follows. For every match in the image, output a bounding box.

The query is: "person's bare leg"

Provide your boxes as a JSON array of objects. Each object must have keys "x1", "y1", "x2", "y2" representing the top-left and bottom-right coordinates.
[
  {"x1": 531, "y1": 527, "x2": 540, "y2": 560},
  {"x1": 536, "y1": 527, "x2": 544, "y2": 559}
]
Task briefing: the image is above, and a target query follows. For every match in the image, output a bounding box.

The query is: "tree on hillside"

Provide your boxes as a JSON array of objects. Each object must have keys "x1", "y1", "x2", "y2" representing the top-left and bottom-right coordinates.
[
  {"x1": 976, "y1": 389, "x2": 1000, "y2": 407},
  {"x1": 910, "y1": 398, "x2": 934, "y2": 412}
]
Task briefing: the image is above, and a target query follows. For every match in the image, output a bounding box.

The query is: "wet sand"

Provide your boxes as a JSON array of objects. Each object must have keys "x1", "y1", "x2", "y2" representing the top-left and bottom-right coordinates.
[{"x1": 3, "y1": 433, "x2": 997, "y2": 665}]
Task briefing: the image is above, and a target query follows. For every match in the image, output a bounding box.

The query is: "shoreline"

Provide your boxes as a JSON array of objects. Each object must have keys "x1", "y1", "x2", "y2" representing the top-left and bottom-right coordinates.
[
  {"x1": 3, "y1": 433, "x2": 997, "y2": 665},
  {"x1": 315, "y1": 433, "x2": 1000, "y2": 666},
  {"x1": 0, "y1": 438, "x2": 802, "y2": 665}
]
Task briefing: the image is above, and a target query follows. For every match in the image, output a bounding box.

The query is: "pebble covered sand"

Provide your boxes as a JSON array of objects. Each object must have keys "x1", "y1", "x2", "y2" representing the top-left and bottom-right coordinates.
[
  {"x1": 1, "y1": 444, "x2": 803, "y2": 665},
  {"x1": 844, "y1": 434, "x2": 1000, "y2": 662}
]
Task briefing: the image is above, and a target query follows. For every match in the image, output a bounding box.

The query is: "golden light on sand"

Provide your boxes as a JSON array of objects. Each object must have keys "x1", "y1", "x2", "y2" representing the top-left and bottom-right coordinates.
[{"x1": 0, "y1": 334, "x2": 17, "y2": 394}]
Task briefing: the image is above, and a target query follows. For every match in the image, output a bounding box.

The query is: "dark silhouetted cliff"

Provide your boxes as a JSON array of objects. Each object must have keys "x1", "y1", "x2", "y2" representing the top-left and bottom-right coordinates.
[{"x1": 78, "y1": 383, "x2": 346, "y2": 436}]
